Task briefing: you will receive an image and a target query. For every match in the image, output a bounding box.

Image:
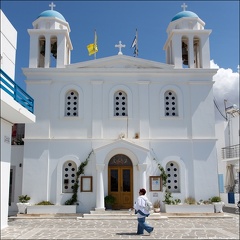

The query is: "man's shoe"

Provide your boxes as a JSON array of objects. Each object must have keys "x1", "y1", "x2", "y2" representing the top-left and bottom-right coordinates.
[{"x1": 148, "y1": 227, "x2": 154, "y2": 235}]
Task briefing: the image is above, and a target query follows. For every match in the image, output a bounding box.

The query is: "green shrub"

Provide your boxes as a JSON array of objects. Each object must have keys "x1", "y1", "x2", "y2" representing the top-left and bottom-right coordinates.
[
  {"x1": 104, "y1": 195, "x2": 116, "y2": 204},
  {"x1": 36, "y1": 201, "x2": 54, "y2": 205},
  {"x1": 210, "y1": 196, "x2": 221, "y2": 202},
  {"x1": 18, "y1": 195, "x2": 31, "y2": 203},
  {"x1": 184, "y1": 197, "x2": 196, "y2": 205}
]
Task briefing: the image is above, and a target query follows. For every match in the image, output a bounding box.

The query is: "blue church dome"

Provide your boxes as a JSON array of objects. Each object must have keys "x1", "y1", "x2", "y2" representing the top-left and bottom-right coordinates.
[
  {"x1": 171, "y1": 11, "x2": 198, "y2": 22},
  {"x1": 37, "y1": 10, "x2": 66, "y2": 21}
]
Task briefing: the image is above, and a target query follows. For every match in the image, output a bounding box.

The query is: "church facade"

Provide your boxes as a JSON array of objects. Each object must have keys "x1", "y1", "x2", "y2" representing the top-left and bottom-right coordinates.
[{"x1": 20, "y1": 5, "x2": 219, "y2": 213}]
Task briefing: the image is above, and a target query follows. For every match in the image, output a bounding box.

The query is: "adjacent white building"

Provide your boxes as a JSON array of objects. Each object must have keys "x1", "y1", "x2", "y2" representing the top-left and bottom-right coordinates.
[
  {"x1": 8, "y1": 5, "x2": 221, "y2": 214},
  {"x1": 0, "y1": 10, "x2": 35, "y2": 229},
  {"x1": 216, "y1": 103, "x2": 239, "y2": 206}
]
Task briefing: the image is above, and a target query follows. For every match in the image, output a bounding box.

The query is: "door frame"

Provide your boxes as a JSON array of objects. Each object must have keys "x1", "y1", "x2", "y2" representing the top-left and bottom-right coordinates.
[{"x1": 108, "y1": 154, "x2": 133, "y2": 209}]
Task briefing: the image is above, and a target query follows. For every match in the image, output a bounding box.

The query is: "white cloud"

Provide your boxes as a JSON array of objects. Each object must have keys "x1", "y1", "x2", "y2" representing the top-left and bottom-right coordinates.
[{"x1": 211, "y1": 60, "x2": 240, "y2": 121}]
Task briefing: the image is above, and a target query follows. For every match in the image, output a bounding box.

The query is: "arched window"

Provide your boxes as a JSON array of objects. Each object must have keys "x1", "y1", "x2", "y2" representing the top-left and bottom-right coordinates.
[
  {"x1": 114, "y1": 91, "x2": 128, "y2": 116},
  {"x1": 50, "y1": 36, "x2": 57, "y2": 67},
  {"x1": 166, "y1": 161, "x2": 180, "y2": 193},
  {"x1": 62, "y1": 161, "x2": 77, "y2": 193},
  {"x1": 164, "y1": 90, "x2": 178, "y2": 116},
  {"x1": 38, "y1": 36, "x2": 45, "y2": 68},
  {"x1": 181, "y1": 36, "x2": 189, "y2": 68},
  {"x1": 65, "y1": 90, "x2": 79, "y2": 117}
]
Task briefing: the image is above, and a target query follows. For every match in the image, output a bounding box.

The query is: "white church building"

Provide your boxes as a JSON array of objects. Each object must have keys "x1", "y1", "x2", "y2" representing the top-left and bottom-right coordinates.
[{"x1": 10, "y1": 4, "x2": 220, "y2": 214}]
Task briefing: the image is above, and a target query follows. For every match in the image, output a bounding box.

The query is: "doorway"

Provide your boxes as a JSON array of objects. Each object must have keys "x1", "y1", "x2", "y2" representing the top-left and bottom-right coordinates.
[{"x1": 108, "y1": 154, "x2": 133, "y2": 209}]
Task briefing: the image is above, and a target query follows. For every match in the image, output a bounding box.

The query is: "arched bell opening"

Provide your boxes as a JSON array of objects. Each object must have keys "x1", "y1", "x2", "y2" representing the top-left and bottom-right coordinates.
[
  {"x1": 50, "y1": 36, "x2": 57, "y2": 67},
  {"x1": 38, "y1": 36, "x2": 45, "y2": 68},
  {"x1": 181, "y1": 36, "x2": 189, "y2": 68}
]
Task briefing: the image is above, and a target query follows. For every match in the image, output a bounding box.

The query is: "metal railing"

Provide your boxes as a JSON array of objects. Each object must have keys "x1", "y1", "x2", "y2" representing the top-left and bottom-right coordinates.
[
  {"x1": 222, "y1": 144, "x2": 240, "y2": 159},
  {"x1": 0, "y1": 69, "x2": 34, "y2": 113}
]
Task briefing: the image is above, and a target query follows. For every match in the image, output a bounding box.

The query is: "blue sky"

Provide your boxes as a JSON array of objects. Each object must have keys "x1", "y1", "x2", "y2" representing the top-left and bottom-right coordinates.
[{"x1": 1, "y1": 1, "x2": 239, "y2": 93}]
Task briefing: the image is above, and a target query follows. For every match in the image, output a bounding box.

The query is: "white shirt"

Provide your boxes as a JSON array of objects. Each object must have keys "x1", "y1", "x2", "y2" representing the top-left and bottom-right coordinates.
[{"x1": 134, "y1": 195, "x2": 150, "y2": 218}]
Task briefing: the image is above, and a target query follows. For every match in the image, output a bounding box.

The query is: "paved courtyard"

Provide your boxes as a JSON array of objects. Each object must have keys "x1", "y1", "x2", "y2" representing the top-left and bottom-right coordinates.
[{"x1": 1, "y1": 213, "x2": 239, "y2": 239}]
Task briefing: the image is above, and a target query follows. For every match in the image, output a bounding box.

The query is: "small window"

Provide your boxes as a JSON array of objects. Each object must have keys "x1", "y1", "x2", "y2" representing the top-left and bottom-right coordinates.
[
  {"x1": 166, "y1": 161, "x2": 180, "y2": 193},
  {"x1": 65, "y1": 90, "x2": 79, "y2": 117},
  {"x1": 62, "y1": 161, "x2": 77, "y2": 193},
  {"x1": 164, "y1": 91, "x2": 178, "y2": 117},
  {"x1": 114, "y1": 91, "x2": 128, "y2": 116}
]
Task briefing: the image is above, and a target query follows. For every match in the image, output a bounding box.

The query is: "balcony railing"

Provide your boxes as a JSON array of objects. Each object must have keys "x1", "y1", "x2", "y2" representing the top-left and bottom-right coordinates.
[
  {"x1": 0, "y1": 69, "x2": 34, "y2": 113},
  {"x1": 222, "y1": 144, "x2": 240, "y2": 160}
]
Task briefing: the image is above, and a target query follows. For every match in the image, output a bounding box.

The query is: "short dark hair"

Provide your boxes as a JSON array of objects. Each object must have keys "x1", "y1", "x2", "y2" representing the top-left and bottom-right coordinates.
[{"x1": 139, "y1": 188, "x2": 146, "y2": 195}]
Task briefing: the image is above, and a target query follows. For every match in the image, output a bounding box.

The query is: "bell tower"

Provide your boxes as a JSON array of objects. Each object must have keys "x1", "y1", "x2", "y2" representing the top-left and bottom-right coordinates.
[
  {"x1": 28, "y1": 3, "x2": 72, "y2": 68},
  {"x1": 164, "y1": 3, "x2": 211, "y2": 69}
]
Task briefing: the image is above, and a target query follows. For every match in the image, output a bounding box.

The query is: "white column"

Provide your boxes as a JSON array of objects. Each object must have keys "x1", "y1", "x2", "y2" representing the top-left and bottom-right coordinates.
[
  {"x1": 138, "y1": 163, "x2": 147, "y2": 190},
  {"x1": 57, "y1": 34, "x2": 66, "y2": 68},
  {"x1": 45, "y1": 36, "x2": 50, "y2": 68},
  {"x1": 200, "y1": 34, "x2": 211, "y2": 68},
  {"x1": 95, "y1": 164, "x2": 105, "y2": 211},
  {"x1": 188, "y1": 35, "x2": 194, "y2": 68},
  {"x1": 28, "y1": 34, "x2": 38, "y2": 68},
  {"x1": 172, "y1": 34, "x2": 182, "y2": 68}
]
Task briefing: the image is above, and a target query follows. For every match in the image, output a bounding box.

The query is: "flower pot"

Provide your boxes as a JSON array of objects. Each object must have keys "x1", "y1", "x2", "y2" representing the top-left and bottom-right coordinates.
[
  {"x1": 17, "y1": 203, "x2": 30, "y2": 214},
  {"x1": 165, "y1": 204, "x2": 214, "y2": 213},
  {"x1": 213, "y1": 202, "x2": 224, "y2": 213},
  {"x1": 27, "y1": 205, "x2": 77, "y2": 214},
  {"x1": 154, "y1": 208, "x2": 160, "y2": 213}
]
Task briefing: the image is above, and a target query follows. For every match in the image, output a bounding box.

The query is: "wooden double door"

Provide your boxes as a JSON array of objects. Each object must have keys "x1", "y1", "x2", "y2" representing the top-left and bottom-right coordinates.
[{"x1": 108, "y1": 155, "x2": 133, "y2": 209}]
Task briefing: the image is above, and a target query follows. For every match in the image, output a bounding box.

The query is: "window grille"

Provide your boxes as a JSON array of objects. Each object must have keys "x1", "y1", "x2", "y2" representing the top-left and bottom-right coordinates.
[
  {"x1": 166, "y1": 161, "x2": 180, "y2": 193},
  {"x1": 164, "y1": 91, "x2": 178, "y2": 116},
  {"x1": 62, "y1": 161, "x2": 77, "y2": 193},
  {"x1": 114, "y1": 91, "x2": 128, "y2": 116},
  {"x1": 65, "y1": 90, "x2": 79, "y2": 116}
]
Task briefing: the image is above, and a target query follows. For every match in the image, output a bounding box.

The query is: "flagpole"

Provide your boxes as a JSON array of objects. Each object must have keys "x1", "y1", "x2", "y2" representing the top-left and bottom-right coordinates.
[
  {"x1": 94, "y1": 29, "x2": 96, "y2": 60},
  {"x1": 136, "y1": 28, "x2": 138, "y2": 57}
]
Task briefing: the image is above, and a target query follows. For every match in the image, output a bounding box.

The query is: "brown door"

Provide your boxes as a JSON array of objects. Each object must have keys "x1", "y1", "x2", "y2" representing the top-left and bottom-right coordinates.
[{"x1": 108, "y1": 166, "x2": 133, "y2": 209}]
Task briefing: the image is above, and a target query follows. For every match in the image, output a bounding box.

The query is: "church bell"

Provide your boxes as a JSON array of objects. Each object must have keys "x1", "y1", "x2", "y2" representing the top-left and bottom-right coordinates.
[
  {"x1": 40, "y1": 41, "x2": 45, "y2": 56},
  {"x1": 182, "y1": 42, "x2": 188, "y2": 65},
  {"x1": 51, "y1": 42, "x2": 57, "y2": 59}
]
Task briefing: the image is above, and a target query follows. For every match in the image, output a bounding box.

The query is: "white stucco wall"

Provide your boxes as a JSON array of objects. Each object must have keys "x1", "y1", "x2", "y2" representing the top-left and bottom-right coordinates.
[
  {"x1": 8, "y1": 146, "x2": 24, "y2": 216},
  {"x1": 0, "y1": 120, "x2": 12, "y2": 229},
  {"x1": 22, "y1": 59, "x2": 218, "y2": 212},
  {"x1": 0, "y1": 10, "x2": 17, "y2": 80}
]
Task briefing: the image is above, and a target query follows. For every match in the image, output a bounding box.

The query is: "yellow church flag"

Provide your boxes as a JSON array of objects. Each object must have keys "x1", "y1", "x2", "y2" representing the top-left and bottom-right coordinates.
[{"x1": 87, "y1": 30, "x2": 98, "y2": 56}]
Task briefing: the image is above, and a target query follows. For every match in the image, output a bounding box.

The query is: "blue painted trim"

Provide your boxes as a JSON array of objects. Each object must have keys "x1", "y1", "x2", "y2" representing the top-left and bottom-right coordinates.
[
  {"x1": 218, "y1": 174, "x2": 224, "y2": 193},
  {"x1": 0, "y1": 69, "x2": 34, "y2": 113}
]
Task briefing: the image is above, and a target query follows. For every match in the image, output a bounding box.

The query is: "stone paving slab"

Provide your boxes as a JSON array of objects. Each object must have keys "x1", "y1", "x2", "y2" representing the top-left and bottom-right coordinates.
[{"x1": 1, "y1": 213, "x2": 239, "y2": 239}]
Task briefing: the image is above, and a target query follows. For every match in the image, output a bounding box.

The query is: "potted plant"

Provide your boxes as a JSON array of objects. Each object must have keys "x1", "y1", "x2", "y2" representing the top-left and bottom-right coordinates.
[
  {"x1": 153, "y1": 200, "x2": 160, "y2": 213},
  {"x1": 104, "y1": 195, "x2": 116, "y2": 210},
  {"x1": 210, "y1": 196, "x2": 224, "y2": 213},
  {"x1": 17, "y1": 195, "x2": 31, "y2": 214},
  {"x1": 184, "y1": 197, "x2": 196, "y2": 205}
]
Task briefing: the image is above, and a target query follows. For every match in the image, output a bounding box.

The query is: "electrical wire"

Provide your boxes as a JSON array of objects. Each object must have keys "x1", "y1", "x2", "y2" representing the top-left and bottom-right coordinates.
[{"x1": 213, "y1": 98, "x2": 227, "y2": 121}]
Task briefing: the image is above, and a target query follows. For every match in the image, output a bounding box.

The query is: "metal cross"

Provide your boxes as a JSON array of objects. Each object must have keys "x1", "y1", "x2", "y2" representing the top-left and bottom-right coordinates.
[
  {"x1": 115, "y1": 41, "x2": 126, "y2": 55},
  {"x1": 49, "y1": 2, "x2": 56, "y2": 10},
  {"x1": 181, "y1": 3, "x2": 188, "y2": 11}
]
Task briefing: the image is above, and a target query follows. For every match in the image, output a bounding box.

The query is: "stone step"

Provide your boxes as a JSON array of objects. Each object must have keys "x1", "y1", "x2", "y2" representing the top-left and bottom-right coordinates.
[
  {"x1": 82, "y1": 210, "x2": 166, "y2": 219},
  {"x1": 10, "y1": 213, "x2": 83, "y2": 219}
]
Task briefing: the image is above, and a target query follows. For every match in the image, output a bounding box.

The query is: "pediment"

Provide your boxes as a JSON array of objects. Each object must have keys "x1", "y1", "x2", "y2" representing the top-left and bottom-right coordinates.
[
  {"x1": 67, "y1": 55, "x2": 174, "y2": 70},
  {"x1": 93, "y1": 139, "x2": 149, "y2": 153}
]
